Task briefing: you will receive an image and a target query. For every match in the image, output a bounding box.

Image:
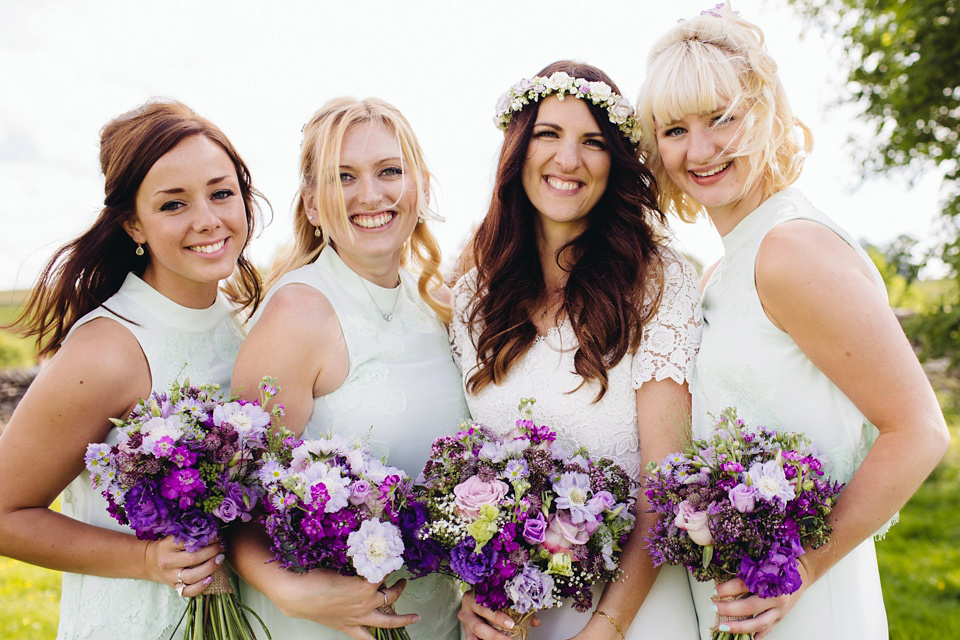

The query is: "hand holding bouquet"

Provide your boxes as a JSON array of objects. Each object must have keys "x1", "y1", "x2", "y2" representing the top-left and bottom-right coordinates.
[
  {"x1": 645, "y1": 408, "x2": 844, "y2": 640},
  {"x1": 257, "y1": 431, "x2": 414, "y2": 640},
  {"x1": 85, "y1": 376, "x2": 281, "y2": 639},
  {"x1": 408, "y1": 399, "x2": 636, "y2": 639}
]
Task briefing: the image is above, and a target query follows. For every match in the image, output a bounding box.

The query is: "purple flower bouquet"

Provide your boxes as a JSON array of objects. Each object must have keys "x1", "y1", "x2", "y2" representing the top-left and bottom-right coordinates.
[
  {"x1": 257, "y1": 432, "x2": 414, "y2": 640},
  {"x1": 644, "y1": 408, "x2": 844, "y2": 640},
  {"x1": 85, "y1": 377, "x2": 282, "y2": 640},
  {"x1": 407, "y1": 399, "x2": 636, "y2": 640}
]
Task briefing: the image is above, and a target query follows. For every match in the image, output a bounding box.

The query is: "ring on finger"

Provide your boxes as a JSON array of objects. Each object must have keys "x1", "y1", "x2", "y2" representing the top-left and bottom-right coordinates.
[
  {"x1": 175, "y1": 568, "x2": 185, "y2": 597},
  {"x1": 380, "y1": 589, "x2": 388, "y2": 607}
]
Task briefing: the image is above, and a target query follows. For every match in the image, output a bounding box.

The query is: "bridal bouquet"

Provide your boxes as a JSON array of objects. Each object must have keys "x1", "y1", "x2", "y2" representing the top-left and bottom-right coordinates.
[
  {"x1": 644, "y1": 408, "x2": 844, "y2": 640},
  {"x1": 406, "y1": 399, "x2": 636, "y2": 639},
  {"x1": 85, "y1": 377, "x2": 281, "y2": 640},
  {"x1": 257, "y1": 432, "x2": 414, "y2": 640}
]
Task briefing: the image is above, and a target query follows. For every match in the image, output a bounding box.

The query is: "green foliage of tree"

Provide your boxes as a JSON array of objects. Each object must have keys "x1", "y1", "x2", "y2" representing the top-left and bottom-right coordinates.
[{"x1": 788, "y1": 0, "x2": 960, "y2": 368}]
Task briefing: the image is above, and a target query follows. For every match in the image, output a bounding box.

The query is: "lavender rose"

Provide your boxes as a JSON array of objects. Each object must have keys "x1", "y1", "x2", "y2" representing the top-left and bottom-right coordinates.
[
  {"x1": 728, "y1": 483, "x2": 757, "y2": 513},
  {"x1": 453, "y1": 475, "x2": 509, "y2": 519},
  {"x1": 522, "y1": 513, "x2": 548, "y2": 545},
  {"x1": 674, "y1": 499, "x2": 713, "y2": 546}
]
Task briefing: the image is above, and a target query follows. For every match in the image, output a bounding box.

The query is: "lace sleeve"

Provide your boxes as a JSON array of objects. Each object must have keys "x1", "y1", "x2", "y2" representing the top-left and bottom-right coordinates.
[
  {"x1": 448, "y1": 270, "x2": 478, "y2": 374},
  {"x1": 632, "y1": 248, "x2": 703, "y2": 389}
]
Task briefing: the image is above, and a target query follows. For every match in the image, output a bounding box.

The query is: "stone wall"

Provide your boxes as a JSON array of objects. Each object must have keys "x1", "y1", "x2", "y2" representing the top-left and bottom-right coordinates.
[{"x1": 0, "y1": 366, "x2": 39, "y2": 430}]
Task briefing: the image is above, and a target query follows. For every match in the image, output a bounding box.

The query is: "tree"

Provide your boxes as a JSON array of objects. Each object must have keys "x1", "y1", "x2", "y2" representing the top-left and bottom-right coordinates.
[{"x1": 788, "y1": 0, "x2": 960, "y2": 366}]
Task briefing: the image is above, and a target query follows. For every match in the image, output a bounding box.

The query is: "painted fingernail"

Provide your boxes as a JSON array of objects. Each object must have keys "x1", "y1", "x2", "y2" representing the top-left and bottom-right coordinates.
[
  {"x1": 204, "y1": 576, "x2": 213, "y2": 585},
  {"x1": 712, "y1": 586, "x2": 718, "y2": 596},
  {"x1": 215, "y1": 554, "x2": 225, "y2": 565},
  {"x1": 503, "y1": 618, "x2": 515, "y2": 629},
  {"x1": 718, "y1": 624, "x2": 731, "y2": 632},
  {"x1": 219, "y1": 541, "x2": 226, "y2": 551},
  {"x1": 710, "y1": 603, "x2": 718, "y2": 613}
]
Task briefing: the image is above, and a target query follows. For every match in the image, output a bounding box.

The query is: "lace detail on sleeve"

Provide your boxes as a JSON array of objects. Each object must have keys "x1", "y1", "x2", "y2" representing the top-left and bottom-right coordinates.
[{"x1": 632, "y1": 249, "x2": 703, "y2": 389}]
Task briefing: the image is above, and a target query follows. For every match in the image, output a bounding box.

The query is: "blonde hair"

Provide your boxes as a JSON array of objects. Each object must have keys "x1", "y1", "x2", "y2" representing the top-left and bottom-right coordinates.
[
  {"x1": 636, "y1": 7, "x2": 814, "y2": 221},
  {"x1": 267, "y1": 97, "x2": 449, "y2": 322}
]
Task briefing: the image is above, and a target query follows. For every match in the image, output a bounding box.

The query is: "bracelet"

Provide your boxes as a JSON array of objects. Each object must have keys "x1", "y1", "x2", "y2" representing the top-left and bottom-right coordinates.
[{"x1": 594, "y1": 610, "x2": 626, "y2": 640}]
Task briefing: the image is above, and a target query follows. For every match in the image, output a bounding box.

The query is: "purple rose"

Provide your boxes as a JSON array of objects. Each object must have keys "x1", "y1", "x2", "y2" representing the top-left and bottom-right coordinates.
[
  {"x1": 728, "y1": 483, "x2": 757, "y2": 513},
  {"x1": 739, "y1": 541, "x2": 805, "y2": 598},
  {"x1": 522, "y1": 514, "x2": 548, "y2": 545},
  {"x1": 453, "y1": 475, "x2": 509, "y2": 519},
  {"x1": 450, "y1": 537, "x2": 498, "y2": 584},
  {"x1": 586, "y1": 490, "x2": 616, "y2": 516},
  {"x1": 349, "y1": 479, "x2": 372, "y2": 506},
  {"x1": 213, "y1": 496, "x2": 240, "y2": 522},
  {"x1": 541, "y1": 513, "x2": 589, "y2": 557}
]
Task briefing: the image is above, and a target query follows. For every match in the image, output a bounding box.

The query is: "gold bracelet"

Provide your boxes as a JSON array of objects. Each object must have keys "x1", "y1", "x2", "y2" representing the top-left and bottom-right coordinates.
[{"x1": 594, "y1": 610, "x2": 626, "y2": 640}]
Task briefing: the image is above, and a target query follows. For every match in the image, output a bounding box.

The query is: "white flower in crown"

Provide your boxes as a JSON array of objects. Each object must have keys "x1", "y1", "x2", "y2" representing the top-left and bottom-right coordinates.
[{"x1": 493, "y1": 72, "x2": 642, "y2": 144}]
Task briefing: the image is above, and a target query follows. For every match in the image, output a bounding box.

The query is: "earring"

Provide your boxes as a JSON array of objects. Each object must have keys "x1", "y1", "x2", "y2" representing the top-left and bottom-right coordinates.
[
  {"x1": 135, "y1": 244, "x2": 145, "y2": 256},
  {"x1": 314, "y1": 226, "x2": 322, "y2": 237},
  {"x1": 417, "y1": 215, "x2": 426, "y2": 224}
]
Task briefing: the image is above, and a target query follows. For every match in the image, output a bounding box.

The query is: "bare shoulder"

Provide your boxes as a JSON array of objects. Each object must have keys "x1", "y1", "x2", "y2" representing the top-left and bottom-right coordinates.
[
  {"x1": 14, "y1": 316, "x2": 150, "y2": 441},
  {"x1": 431, "y1": 283, "x2": 453, "y2": 308}
]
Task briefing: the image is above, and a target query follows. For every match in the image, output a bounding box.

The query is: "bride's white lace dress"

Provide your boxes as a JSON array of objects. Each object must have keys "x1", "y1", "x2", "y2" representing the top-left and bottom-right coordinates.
[{"x1": 450, "y1": 248, "x2": 703, "y2": 640}]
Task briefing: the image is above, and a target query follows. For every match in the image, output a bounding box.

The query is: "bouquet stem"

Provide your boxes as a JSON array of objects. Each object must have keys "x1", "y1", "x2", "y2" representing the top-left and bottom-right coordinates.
[
  {"x1": 494, "y1": 609, "x2": 536, "y2": 640},
  {"x1": 711, "y1": 592, "x2": 753, "y2": 640},
  {"x1": 367, "y1": 603, "x2": 412, "y2": 640},
  {"x1": 178, "y1": 567, "x2": 271, "y2": 640}
]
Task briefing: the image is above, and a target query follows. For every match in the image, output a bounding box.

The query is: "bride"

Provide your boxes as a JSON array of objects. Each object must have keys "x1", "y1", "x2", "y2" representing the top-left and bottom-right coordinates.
[{"x1": 451, "y1": 60, "x2": 702, "y2": 640}]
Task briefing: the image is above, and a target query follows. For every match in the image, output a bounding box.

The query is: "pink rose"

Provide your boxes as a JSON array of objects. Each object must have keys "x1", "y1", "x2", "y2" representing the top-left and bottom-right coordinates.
[
  {"x1": 674, "y1": 500, "x2": 713, "y2": 546},
  {"x1": 453, "y1": 475, "x2": 509, "y2": 519},
  {"x1": 541, "y1": 513, "x2": 590, "y2": 557}
]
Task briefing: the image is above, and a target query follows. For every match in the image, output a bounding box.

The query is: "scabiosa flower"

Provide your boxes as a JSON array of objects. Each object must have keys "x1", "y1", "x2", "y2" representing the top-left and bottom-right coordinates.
[
  {"x1": 346, "y1": 518, "x2": 405, "y2": 583},
  {"x1": 553, "y1": 472, "x2": 594, "y2": 524}
]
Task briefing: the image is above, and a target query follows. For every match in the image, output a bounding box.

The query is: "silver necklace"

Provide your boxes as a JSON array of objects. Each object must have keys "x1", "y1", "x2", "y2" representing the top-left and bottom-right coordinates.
[{"x1": 359, "y1": 274, "x2": 401, "y2": 322}]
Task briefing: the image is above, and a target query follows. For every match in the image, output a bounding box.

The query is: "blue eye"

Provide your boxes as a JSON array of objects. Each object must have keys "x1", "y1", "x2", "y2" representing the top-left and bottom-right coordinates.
[
  {"x1": 339, "y1": 172, "x2": 355, "y2": 182},
  {"x1": 662, "y1": 127, "x2": 685, "y2": 137}
]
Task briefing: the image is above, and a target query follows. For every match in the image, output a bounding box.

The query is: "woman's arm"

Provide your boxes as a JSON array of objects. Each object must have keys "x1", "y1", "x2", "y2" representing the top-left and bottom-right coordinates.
[
  {"x1": 0, "y1": 318, "x2": 223, "y2": 596},
  {"x1": 574, "y1": 379, "x2": 693, "y2": 640},
  {"x1": 715, "y1": 220, "x2": 950, "y2": 638},
  {"x1": 228, "y1": 283, "x2": 418, "y2": 639}
]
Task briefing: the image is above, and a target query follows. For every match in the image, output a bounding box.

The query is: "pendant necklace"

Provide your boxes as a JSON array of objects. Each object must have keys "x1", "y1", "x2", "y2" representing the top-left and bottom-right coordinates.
[{"x1": 360, "y1": 274, "x2": 401, "y2": 322}]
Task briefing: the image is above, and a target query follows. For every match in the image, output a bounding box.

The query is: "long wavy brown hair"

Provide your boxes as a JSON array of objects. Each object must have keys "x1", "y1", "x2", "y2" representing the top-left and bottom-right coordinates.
[
  {"x1": 465, "y1": 60, "x2": 667, "y2": 401},
  {"x1": 10, "y1": 99, "x2": 266, "y2": 357}
]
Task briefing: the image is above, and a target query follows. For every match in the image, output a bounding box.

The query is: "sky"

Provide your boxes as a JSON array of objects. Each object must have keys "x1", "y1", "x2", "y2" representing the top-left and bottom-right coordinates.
[{"x1": 0, "y1": 0, "x2": 947, "y2": 291}]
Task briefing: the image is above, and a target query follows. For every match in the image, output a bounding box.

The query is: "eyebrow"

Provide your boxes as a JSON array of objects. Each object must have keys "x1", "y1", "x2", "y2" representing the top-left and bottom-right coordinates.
[
  {"x1": 339, "y1": 157, "x2": 404, "y2": 169},
  {"x1": 533, "y1": 122, "x2": 605, "y2": 137},
  {"x1": 154, "y1": 175, "x2": 231, "y2": 196}
]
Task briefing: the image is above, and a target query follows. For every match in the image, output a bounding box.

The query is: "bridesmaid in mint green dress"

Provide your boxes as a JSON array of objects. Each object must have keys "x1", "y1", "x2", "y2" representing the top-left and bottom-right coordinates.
[
  {"x1": 230, "y1": 97, "x2": 468, "y2": 640},
  {"x1": 636, "y1": 7, "x2": 949, "y2": 639}
]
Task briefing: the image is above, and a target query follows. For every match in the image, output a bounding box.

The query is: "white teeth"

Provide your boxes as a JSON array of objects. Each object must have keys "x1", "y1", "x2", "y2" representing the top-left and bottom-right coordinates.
[
  {"x1": 546, "y1": 176, "x2": 581, "y2": 191},
  {"x1": 188, "y1": 239, "x2": 225, "y2": 254},
  {"x1": 692, "y1": 162, "x2": 731, "y2": 178},
  {"x1": 351, "y1": 212, "x2": 394, "y2": 229}
]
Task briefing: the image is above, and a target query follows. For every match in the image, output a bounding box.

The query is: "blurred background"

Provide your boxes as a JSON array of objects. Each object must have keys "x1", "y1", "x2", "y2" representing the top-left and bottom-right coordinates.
[{"x1": 1, "y1": 1, "x2": 957, "y2": 638}]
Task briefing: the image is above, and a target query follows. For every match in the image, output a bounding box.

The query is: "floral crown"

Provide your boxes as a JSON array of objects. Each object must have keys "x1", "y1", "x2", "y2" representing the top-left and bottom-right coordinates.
[{"x1": 494, "y1": 71, "x2": 641, "y2": 144}]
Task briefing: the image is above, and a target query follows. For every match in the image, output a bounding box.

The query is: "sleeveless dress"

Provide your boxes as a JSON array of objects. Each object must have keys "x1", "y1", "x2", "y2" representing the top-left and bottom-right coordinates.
[
  {"x1": 690, "y1": 188, "x2": 889, "y2": 639},
  {"x1": 57, "y1": 272, "x2": 245, "y2": 640},
  {"x1": 238, "y1": 246, "x2": 470, "y2": 640},
  {"x1": 450, "y1": 248, "x2": 703, "y2": 640}
]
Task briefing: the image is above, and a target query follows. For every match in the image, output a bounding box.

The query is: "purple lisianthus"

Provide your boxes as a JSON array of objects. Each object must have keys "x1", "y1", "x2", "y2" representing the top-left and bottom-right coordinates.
[
  {"x1": 125, "y1": 481, "x2": 173, "y2": 539},
  {"x1": 740, "y1": 540, "x2": 804, "y2": 598},
  {"x1": 176, "y1": 509, "x2": 219, "y2": 552},
  {"x1": 349, "y1": 479, "x2": 372, "y2": 506},
  {"x1": 586, "y1": 490, "x2": 616, "y2": 517},
  {"x1": 450, "y1": 537, "x2": 499, "y2": 584},
  {"x1": 505, "y1": 565, "x2": 556, "y2": 613},
  {"x1": 728, "y1": 483, "x2": 757, "y2": 513}
]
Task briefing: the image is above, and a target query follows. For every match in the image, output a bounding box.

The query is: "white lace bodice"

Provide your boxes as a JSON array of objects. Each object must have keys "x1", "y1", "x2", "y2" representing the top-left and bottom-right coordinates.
[
  {"x1": 58, "y1": 273, "x2": 244, "y2": 640},
  {"x1": 239, "y1": 246, "x2": 468, "y2": 640},
  {"x1": 687, "y1": 188, "x2": 889, "y2": 640},
  {"x1": 451, "y1": 248, "x2": 702, "y2": 482}
]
